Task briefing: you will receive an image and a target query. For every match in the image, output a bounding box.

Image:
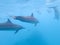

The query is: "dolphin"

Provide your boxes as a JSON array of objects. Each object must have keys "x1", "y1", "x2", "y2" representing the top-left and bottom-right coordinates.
[
  {"x1": 53, "y1": 7, "x2": 59, "y2": 20},
  {"x1": 48, "y1": 6, "x2": 59, "y2": 20},
  {"x1": 11, "y1": 13, "x2": 39, "y2": 26},
  {"x1": 0, "y1": 19, "x2": 25, "y2": 34},
  {"x1": 46, "y1": 0, "x2": 59, "y2": 20}
]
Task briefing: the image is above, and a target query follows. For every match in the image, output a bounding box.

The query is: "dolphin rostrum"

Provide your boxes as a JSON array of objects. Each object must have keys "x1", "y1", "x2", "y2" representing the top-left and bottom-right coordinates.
[
  {"x1": 11, "y1": 13, "x2": 39, "y2": 26},
  {"x1": 0, "y1": 19, "x2": 25, "y2": 34}
]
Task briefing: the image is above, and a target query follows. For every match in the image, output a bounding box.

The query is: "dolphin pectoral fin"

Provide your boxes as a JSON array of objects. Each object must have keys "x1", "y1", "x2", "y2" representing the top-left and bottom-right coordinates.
[
  {"x1": 31, "y1": 13, "x2": 33, "y2": 17},
  {"x1": 34, "y1": 23, "x2": 37, "y2": 26},
  {"x1": 15, "y1": 27, "x2": 25, "y2": 34},
  {"x1": 15, "y1": 29, "x2": 19, "y2": 34}
]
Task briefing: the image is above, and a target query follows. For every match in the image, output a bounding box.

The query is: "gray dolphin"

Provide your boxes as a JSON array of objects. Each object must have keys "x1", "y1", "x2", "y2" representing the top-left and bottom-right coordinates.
[
  {"x1": 11, "y1": 13, "x2": 39, "y2": 26},
  {"x1": 48, "y1": 6, "x2": 59, "y2": 20},
  {"x1": 0, "y1": 19, "x2": 25, "y2": 34}
]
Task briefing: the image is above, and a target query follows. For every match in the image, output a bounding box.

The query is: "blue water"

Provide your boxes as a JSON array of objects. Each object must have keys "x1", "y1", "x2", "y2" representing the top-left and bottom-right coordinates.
[{"x1": 0, "y1": 0, "x2": 60, "y2": 45}]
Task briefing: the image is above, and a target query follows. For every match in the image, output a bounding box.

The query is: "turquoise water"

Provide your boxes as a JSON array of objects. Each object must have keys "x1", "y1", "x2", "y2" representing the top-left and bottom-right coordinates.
[{"x1": 0, "y1": 0, "x2": 60, "y2": 45}]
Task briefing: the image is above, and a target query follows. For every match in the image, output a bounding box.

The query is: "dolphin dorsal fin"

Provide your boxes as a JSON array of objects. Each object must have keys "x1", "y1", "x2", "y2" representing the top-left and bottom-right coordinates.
[
  {"x1": 31, "y1": 13, "x2": 33, "y2": 17},
  {"x1": 7, "y1": 19, "x2": 11, "y2": 23}
]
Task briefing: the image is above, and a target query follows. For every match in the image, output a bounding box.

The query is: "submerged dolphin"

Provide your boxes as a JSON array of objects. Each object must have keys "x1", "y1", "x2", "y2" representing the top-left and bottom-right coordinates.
[
  {"x1": 11, "y1": 13, "x2": 39, "y2": 26},
  {"x1": 48, "y1": 6, "x2": 59, "y2": 20},
  {"x1": 46, "y1": 0, "x2": 59, "y2": 20},
  {"x1": 0, "y1": 19, "x2": 24, "y2": 34}
]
